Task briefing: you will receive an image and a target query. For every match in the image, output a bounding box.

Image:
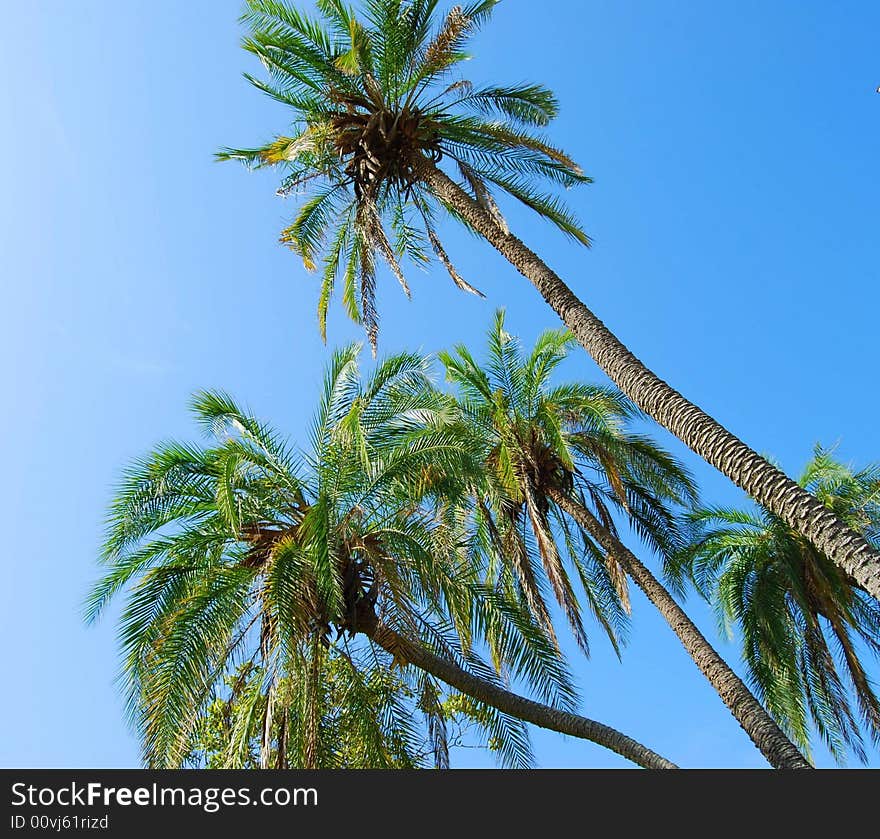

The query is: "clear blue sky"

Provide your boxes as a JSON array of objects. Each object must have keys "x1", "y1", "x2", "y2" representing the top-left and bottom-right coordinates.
[{"x1": 1, "y1": 0, "x2": 878, "y2": 769}]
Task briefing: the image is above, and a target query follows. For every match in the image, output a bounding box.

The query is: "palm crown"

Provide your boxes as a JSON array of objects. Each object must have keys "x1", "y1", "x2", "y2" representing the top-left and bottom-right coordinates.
[
  {"x1": 441, "y1": 311, "x2": 697, "y2": 655},
  {"x1": 219, "y1": 0, "x2": 591, "y2": 349},
  {"x1": 677, "y1": 448, "x2": 880, "y2": 764}
]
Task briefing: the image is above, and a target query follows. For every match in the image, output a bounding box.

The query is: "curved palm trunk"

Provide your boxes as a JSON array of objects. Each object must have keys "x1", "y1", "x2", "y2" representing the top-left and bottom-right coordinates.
[
  {"x1": 545, "y1": 485, "x2": 812, "y2": 769},
  {"x1": 420, "y1": 163, "x2": 880, "y2": 603},
  {"x1": 357, "y1": 616, "x2": 677, "y2": 769}
]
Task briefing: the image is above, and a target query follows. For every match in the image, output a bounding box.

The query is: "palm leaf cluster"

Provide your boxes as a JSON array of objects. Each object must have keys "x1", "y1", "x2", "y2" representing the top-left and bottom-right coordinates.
[
  {"x1": 219, "y1": 0, "x2": 591, "y2": 350},
  {"x1": 443, "y1": 310, "x2": 697, "y2": 657},
  {"x1": 676, "y1": 448, "x2": 880, "y2": 763},
  {"x1": 87, "y1": 344, "x2": 573, "y2": 768}
]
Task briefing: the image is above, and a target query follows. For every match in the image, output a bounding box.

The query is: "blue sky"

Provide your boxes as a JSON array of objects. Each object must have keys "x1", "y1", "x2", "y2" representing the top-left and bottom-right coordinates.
[{"x1": 1, "y1": 0, "x2": 878, "y2": 769}]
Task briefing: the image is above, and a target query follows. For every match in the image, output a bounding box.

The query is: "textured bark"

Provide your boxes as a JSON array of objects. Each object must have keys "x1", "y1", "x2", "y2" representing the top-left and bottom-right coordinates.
[
  {"x1": 546, "y1": 486, "x2": 812, "y2": 769},
  {"x1": 359, "y1": 617, "x2": 678, "y2": 769},
  {"x1": 420, "y1": 163, "x2": 880, "y2": 603}
]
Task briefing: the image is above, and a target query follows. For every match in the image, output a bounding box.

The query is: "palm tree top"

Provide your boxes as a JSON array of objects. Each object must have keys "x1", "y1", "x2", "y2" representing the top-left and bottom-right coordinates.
[
  {"x1": 442, "y1": 310, "x2": 697, "y2": 655},
  {"x1": 219, "y1": 0, "x2": 591, "y2": 350},
  {"x1": 676, "y1": 446, "x2": 880, "y2": 764}
]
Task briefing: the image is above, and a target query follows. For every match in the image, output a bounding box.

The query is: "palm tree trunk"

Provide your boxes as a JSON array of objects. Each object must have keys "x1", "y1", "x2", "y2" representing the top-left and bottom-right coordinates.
[
  {"x1": 357, "y1": 615, "x2": 677, "y2": 769},
  {"x1": 545, "y1": 485, "x2": 812, "y2": 769},
  {"x1": 420, "y1": 162, "x2": 880, "y2": 603}
]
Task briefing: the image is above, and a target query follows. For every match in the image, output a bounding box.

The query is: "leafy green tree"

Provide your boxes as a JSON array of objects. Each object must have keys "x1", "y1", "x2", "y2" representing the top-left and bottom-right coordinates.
[
  {"x1": 218, "y1": 0, "x2": 880, "y2": 602},
  {"x1": 675, "y1": 449, "x2": 880, "y2": 764},
  {"x1": 184, "y1": 655, "x2": 417, "y2": 768},
  {"x1": 440, "y1": 311, "x2": 810, "y2": 768},
  {"x1": 185, "y1": 652, "x2": 504, "y2": 768},
  {"x1": 87, "y1": 347, "x2": 675, "y2": 769}
]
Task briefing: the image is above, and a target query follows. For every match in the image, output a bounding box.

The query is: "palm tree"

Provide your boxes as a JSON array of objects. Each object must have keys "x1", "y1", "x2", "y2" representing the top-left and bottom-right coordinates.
[
  {"x1": 440, "y1": 311, "x2": 811, "y2": 768},
  {"x1": 218, "y1": 0, "x2": 880, "y2": 601},
  {"x1": 675, "y1": 448, "x2": 880, "y2": 764},
  {"x1": 87, "y1": 346, "x2": 676, "y2": 769}
]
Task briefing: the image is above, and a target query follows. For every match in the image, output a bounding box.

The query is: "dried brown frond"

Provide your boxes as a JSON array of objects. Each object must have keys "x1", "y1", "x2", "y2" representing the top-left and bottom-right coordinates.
[
  {"x1": 425, "y1": 225, "x2": 484, "y2": 297},
  {"x1": 358, "y1": 235, "x2": 379, "y2": 354},
  {"x1": 458, "y1": 161, "x2": 509, "y2": 234},
  {"x1": 443, "y1": 79, "x2": 474, "y2": 96},
  {"x1": 522, "y1": 479, "x2": 590, "y2": 655},
  {"x1": 362, "y1": 197, "x2": 411, "y2": 297}
]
